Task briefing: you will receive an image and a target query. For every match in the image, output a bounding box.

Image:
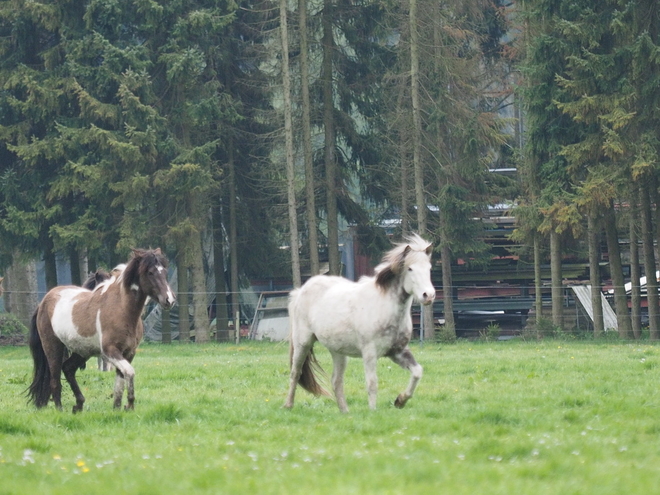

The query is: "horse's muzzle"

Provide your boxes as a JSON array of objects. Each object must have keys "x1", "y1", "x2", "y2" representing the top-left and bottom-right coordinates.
[
  {"x1": 421, "y1": 292, "x2": 436, "y2": 306},
  {"x1": 160, "y1": 291, "x2": 176, "y2": 310}
]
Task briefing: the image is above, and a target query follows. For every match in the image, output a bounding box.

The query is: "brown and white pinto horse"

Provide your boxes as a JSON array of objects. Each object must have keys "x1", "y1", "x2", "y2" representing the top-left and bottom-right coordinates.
[{"x1": 27, "y1": 249, "x2": 175, "y2": 412}]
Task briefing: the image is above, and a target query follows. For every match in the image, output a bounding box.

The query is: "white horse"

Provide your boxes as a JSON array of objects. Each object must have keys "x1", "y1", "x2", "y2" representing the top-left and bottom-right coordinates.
[{"x1": 284, "y1": 234, "x2": 436, "y2": 412}]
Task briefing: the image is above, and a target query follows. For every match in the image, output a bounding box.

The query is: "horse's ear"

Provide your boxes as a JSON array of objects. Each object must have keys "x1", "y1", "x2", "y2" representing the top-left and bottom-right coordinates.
[
  {"x1": 425, "y1": 243, "x2": 433, "y2": 256},
  {"x1": 391, "y1": 245, "x2": 411, "y2": 274},
  {"x1": 154, "y1": 247, "x2": 162, "y2": 255}
]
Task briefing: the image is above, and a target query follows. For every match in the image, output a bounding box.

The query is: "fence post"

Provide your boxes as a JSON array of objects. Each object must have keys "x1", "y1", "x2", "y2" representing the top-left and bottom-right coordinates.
[{"x1": 235, "y1": 310, "x2": 240, "y2": 344}]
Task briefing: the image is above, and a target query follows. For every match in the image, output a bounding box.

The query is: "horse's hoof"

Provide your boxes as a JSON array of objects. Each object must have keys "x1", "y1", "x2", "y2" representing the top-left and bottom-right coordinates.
[
  {"x1": 124, "y1": 404, "x2": 134, "y2": 411},
  {"x1": 72, "y1": 406, "x2": 82, "y2": 414},
  {"x1": 394, "y1": 395, "x2": 406, "y2": 409}
]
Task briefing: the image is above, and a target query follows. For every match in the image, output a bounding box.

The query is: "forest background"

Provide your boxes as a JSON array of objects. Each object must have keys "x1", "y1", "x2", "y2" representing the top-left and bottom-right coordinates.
[{"x1": 0, "y1": 0, "x2": 658, "y2": 343}]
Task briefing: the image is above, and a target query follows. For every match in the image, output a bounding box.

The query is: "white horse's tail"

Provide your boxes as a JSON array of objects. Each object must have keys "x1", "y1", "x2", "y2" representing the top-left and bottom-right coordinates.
[
  {"x1": 294, "y1": 345, "x2": 331, "y2": 397},
  {"x1": 288, "y1": 288, "x2": 331, "y2": 398}
]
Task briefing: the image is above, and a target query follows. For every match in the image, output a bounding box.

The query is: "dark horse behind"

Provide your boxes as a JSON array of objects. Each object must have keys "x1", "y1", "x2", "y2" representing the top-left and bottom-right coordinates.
[{"x1": 27, "y1": 248, "x2": 175, "y2": 412}]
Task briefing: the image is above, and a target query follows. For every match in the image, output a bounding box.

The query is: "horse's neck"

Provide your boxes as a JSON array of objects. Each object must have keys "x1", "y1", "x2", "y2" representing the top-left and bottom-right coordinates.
[
  {"x1": 376, "y1": 278, "x2": 414, "y2": 318},
  {"x1": 117, "y1": 286, "x2": 148, "y2": 323}
]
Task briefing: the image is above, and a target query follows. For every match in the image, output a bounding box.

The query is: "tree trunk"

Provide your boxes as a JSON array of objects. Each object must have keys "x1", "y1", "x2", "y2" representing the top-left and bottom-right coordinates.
[
  {"x1": 213, "y1": 202, "x2": 230, "y2": 342},
  {"x1": 587, "y1": 210, "x2": 604, "y2": 337},
  {"x1": 641, "y1": 183, "x2": 659, "y2": 339},
  {"x1": 280, "y1": 0, "x2": 301, "y2": 288},
  {"x1": 394, "y1": 74, "x2": 410, "y2": 236},
  {"x1": 604, "y1": 201, "x2": 633, "y2": 339},
  {"x1": 629, "y1": 188, "x2": 642, "y2": 339},
  {"x1": 5, "y1": 249, "x2": 37, "y2": 329},
  {"x1": 162, "y1": 309, "x2": 172, "y2": 344},
  {"x1": 44, "y1": 238, "x2": 57, "y2": 290},
  {"x1": 409, "y1": 0, "x2": 434, "y2": 338},
  {"x1": 400, "y1": 123, "x2": 410, "y2": 236},
  {"x1": 440, "y1": 243, "x2": 454, "y2": 339},
  {"x1": 322, "y1": 0, "x2": 340, "y2": 276},
  {"x1": 69, "y1": 247, "x2": 82, "y2": 286},
  {"x1": 189, "y1": 227, "x2": 209, "y2": 343},
  {"x1": 550, "y1": 229, "x2": 563, "y2": 330},
  {"x1": 177, "y1": 254, "x2": 190, "y2": 343},
  {"x1": 534, "y1": 234, "x2": 543, "y2": 328},
  {"x1": 652, "y1": 176, "x2": 660, "y2": 263},
  {"x1": 299, "y1": 0, "x2": 319, "y2": 277},
  {"x1": 228, "y1": 140, "x2": 241, "y2": 338},
  {"x1": 410, "y1": 0, "x2": 426, "y2": 234}
]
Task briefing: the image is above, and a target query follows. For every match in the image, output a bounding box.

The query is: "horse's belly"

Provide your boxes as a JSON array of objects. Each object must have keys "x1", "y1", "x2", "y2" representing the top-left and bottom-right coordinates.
[
  {"x1": 317, "y1": 333, "x2": 362, "y2": 357},
  {"x1": 51, "y1": 290, "x2": 101, "y2": 358},
  {"x1": 57, "y1": 332, "x2": 101, "y2": 358}
]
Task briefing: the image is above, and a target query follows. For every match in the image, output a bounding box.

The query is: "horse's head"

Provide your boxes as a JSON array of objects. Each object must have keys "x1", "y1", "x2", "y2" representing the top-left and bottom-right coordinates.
[
  {"x1": 125, "y1": 248, "x2": 176, "y2": 309},
  {"x1": 376, "y1": 234, "x2": 436, "y2": 305},
  {"x1": 401, "y1": 238, "x2": 436, "y2": 306},
  {"x1": 82, "y1": 269, "x2": 111, "y2": 290}
]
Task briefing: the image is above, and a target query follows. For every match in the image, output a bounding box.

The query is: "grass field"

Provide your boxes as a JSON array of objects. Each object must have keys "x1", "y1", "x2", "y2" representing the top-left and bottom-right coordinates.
[{"x1": 1, "y1": 339, "x2": 660, "y2": 494}]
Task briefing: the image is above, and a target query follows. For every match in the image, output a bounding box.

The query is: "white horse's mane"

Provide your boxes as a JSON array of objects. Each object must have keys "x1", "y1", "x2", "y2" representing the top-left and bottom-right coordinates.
[{"x1": 373, "y1": 234, "x2": 432, "y2": 275}]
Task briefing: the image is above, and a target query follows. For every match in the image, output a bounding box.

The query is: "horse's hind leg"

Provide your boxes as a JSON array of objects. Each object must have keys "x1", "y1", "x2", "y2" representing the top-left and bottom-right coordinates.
[
  {"x1": 284, "y1": 340, "x2": 311, "y2": 409},
  {"x1": 389, "y1": 347, "x2": 423, "y2": 409},
  {"x1": 362, "y1": 345, "x2": 379, "y2": 410},
  {"x1": 45, "y1": 342, "x2": 66, "y2": 410},
  {"x1": 62, "y1": 353, "x2": 88, "y2": 413},
  {"x1": 330, "y1": 352, "x2": 349, "y2": 413}
]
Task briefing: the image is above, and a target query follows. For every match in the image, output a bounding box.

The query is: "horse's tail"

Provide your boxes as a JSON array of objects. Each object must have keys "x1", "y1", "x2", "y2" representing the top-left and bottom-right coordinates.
[
  {"x1": 297, "y1": 346, "x2": 331, "y2": 397},
  {"x1": 27, "y1": 309, "x2": 51, "y2": 408},
  {"x1": 288, "y1": 289, "x2": 331, "y2": 398}
]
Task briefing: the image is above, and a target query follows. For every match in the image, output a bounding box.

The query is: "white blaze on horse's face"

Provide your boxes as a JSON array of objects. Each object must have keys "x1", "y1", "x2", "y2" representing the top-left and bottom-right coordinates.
[
  {"x1": 152, "y1": 263, "x2": 176, "y2": 309},
  {"x1": 156, "y1": 264, "x2": 176, "y2": 308},
  {"x1": 403, "y1": 255, "x2": 436, "y2": 306}
]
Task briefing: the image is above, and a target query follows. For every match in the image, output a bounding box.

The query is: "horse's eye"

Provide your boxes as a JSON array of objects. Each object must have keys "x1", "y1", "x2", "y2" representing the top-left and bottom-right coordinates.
[{"x1": 408, "y1": 267, "x2": 413, "y2": 272}]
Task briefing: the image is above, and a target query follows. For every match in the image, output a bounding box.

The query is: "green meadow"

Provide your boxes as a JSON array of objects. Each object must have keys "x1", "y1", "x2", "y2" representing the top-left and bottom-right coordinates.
[{"x1": 1, "y1": 339, "x2": 660, "y2": 494}]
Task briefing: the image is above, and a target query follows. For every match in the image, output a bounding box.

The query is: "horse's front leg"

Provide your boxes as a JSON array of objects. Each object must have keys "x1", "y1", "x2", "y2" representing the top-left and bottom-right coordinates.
[
  {"x1": 124, "y1": 353, "x2": 137, "y2": 410},
  {"x1": 113, "y1": 371, "x2": 125, "y2": 409},
  {"x1": 361, "y1": 346, "x2": 379, "y2": 410},
  {"x1": 103, "y1": 346, "x2": 136, "y2": 410},
  {"x1": 330, "y1": 352, "x2": 349, "y2": 413},
  {"x1": 389, "y1": 347, "x2": 422, "y2": 409}
]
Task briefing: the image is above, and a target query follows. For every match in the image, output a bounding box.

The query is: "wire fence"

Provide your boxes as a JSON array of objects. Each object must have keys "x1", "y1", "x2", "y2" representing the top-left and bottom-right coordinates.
[{"x1": 0, "y1": 285, "x2": 639, "y2": 343}]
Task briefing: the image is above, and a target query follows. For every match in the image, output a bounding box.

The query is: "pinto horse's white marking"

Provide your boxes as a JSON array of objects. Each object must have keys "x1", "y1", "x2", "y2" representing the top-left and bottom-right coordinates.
[
  {"x1": 27, "y1": 248, "x2": 176, "y2": 413},
  {"x1": 285, "y1": 234, "x2": 435, "y2": 412}
]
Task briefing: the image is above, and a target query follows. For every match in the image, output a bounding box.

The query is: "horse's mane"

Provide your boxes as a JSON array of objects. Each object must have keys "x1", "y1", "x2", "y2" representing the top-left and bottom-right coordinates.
[
  {"x1": 374, "y1": 234, "x2": 432, "y2": 290},
  {"x1": 120, "y1": 248, "x2": 168, "y2": 291}
]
